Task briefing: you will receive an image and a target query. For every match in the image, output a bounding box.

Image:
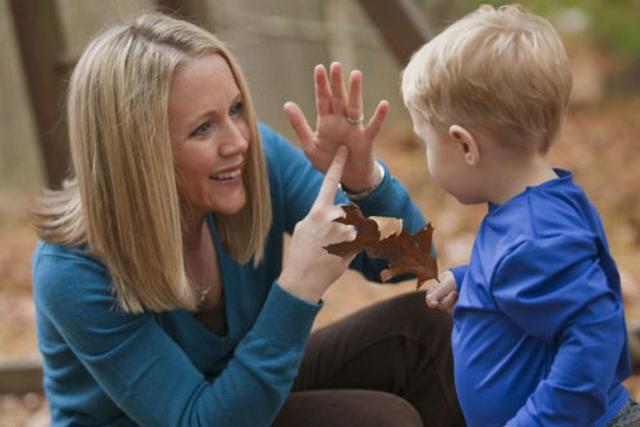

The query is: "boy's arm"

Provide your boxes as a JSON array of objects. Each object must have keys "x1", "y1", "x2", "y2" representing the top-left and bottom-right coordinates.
[{"x1": 491, "y1": 233, "x2": 626, "y2": 426}]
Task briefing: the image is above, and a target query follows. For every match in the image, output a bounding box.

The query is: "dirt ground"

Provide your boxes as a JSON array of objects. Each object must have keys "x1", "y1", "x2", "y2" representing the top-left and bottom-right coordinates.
[{"x1": 1, "y1": 97, "x2": 639, "y2": 425}]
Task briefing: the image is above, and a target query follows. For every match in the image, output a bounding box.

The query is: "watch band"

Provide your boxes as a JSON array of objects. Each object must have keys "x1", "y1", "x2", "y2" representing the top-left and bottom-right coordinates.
[{"x1": 339, "y1": 161, "x2": 385, "y2": 201}]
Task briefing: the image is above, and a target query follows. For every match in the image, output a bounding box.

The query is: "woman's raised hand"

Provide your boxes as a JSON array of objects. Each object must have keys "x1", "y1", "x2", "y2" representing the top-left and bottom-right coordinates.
[
  {"x1": 278, "y1": 146, "x2": 357, "y2": 303},
  {"x1": 284, "y1": 62, "x2": 389, "y2": 192}
]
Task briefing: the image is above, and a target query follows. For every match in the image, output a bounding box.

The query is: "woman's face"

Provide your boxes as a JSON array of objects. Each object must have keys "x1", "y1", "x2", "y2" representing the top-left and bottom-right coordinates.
[{"x1": 169, "y1": 54, "x2": 249, "y2": 216}]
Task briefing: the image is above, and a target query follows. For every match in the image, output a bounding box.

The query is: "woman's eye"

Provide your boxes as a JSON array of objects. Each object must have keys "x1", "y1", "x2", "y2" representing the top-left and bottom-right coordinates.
[
  {"x1": 229, "y1": 101, "x2": 243, "y2": 117},
  {"x1": 190, "y1": 122, "x2": 211, "y2": 138}
]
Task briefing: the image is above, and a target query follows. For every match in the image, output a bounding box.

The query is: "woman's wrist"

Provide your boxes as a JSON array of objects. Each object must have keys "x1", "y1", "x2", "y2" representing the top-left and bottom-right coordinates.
[
  {"x1": 277, "y1": 272, "x2": 322, "y2": 304},
  {"x1": 339, "y1": 161, "x2": 385, "y2": 201}
]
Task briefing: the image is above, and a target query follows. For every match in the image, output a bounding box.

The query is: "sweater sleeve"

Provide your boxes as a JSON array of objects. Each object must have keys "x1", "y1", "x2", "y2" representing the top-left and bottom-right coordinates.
[
  {"x1": 34, "y1": 251, "x2": 320, "y2": 427},
  {"x1": 490, "y1": 233, "x2": 625, "y2": 426},
  {"x1": 264, "y1": 126, "x2": 426, "y2": 283}
]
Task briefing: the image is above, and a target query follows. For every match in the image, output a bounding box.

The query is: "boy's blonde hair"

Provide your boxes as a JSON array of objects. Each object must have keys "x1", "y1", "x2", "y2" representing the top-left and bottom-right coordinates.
[
  {"x1": 402, "y1": 4, "x2": 573, "y2": 152},
  {"x1": 33, "y1": 13, "x2": 272, "y2": 314}
]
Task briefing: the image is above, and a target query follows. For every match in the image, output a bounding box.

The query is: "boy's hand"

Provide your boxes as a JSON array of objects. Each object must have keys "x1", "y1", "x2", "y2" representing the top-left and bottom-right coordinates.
[{"x1": 425, "y1": 270, "x2": 458, "y2": 314}]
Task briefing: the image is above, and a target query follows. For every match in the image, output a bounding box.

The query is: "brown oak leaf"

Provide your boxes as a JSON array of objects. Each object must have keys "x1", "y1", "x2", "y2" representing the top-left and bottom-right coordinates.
[
  {"x1": 323, "y1": 204, "x2": 380, "y2": 257},
  {"x1": 324, "y1": 204, "x2": 438, "y2": 289}
]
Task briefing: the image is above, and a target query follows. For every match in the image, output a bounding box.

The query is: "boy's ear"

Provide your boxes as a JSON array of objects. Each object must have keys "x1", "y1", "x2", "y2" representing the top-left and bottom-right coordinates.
[{"x1": 449, "y1": 125, "x2": 480, "y2": 166}]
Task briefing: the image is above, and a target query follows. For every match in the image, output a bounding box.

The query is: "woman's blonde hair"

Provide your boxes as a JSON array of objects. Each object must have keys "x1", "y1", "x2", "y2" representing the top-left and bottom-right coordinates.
[
  {"x1": 33, "y1": 13, "x2": 272, "y2": 313},
  {"x1": 402, "y1": 4, "x2": 573, "y2": 152}
]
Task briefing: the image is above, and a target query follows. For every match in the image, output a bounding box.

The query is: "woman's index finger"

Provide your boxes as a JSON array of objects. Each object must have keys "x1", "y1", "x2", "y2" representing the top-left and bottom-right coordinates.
[{"x1": 313, "y1": 146, "x2": 349, "y2": 208}]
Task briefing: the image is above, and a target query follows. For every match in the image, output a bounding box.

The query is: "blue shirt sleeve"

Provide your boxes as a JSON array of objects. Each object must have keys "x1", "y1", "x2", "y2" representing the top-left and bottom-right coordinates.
[
  {"x1": 34, "y1": 250, "x2": 320, "y2": 427},
  {"x1": 490, "y1": 233, "x2": 626, "y2": 426}
]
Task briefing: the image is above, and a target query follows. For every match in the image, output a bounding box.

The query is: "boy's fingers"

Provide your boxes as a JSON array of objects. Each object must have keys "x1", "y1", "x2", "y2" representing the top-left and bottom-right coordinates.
[
  {"x1": 426, "y1": 292, "x2": 439, "y2": 308},
  {"x1": 313, "y1": 146, "x2": 349, "y2": 208},
  {"x1": 427, "y1": 289, "x2": 458, "y2": 311},
  {"x1": 425, "y1": 284, "x2": 440, "y2": 306},
  {"x1": 428, "y1": 282, "x2": 454, "y2": 301},
  {"x1": 441, "y1": 291, "x2": 459, "y2": 311}
]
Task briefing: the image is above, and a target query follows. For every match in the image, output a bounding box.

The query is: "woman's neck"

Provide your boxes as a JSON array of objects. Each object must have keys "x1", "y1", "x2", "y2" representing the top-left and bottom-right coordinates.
[{"x1": 182, "y1": 209, "x2": 208, "y2": 252}]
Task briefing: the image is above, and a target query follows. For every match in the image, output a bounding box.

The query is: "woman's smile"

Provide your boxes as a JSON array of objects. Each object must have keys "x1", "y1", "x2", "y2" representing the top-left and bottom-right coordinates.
[{"x1": 210, "y1": 163, "x2": 243, "y2": 182}]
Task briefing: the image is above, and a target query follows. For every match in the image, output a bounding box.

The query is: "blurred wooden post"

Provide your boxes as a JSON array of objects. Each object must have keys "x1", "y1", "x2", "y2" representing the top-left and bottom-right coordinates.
[
  {"x1": 154, "y1": 0, "x2": 214, "y2": 30},
  {"x1": 356, "y1": 0, "x2": 432, "y2": 66},
  {"x1": 9, "y1": 0, "x2": 70, "y2": 189},
  {"x1": 0, "y1": 358, "x2": 43, "y2": 394}
]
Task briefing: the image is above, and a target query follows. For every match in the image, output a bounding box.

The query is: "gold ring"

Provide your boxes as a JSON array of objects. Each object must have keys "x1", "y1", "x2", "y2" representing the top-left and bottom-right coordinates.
[{"x1": 346, "y1": 114, "x2": 364, "y2": 125}]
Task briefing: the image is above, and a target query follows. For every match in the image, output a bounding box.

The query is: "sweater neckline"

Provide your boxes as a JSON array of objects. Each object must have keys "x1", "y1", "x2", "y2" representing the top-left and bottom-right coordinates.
[{"x1": 487, "y1": 168, "x2": 572, "y2": 214}]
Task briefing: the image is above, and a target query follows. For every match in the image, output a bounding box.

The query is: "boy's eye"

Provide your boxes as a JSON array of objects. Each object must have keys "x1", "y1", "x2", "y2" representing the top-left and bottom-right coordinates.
[
  {"x1": 190, "y1": 122, "x2": 211, "y2": 138},
  {"x1": 229, "y1": 101, "x2": 243, "y2": 117}
]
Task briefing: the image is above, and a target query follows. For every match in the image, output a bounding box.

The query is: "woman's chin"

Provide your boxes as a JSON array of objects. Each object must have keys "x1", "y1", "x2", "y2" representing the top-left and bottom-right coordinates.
[{"x1": 211, "y1": 194, "x2": 247, "y2": 216}]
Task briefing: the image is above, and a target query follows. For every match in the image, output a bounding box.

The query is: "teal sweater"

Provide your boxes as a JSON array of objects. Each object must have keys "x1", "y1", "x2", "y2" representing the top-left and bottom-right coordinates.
[{"x1": 33, "y1": 124, "x2": 426, "y2": 426}]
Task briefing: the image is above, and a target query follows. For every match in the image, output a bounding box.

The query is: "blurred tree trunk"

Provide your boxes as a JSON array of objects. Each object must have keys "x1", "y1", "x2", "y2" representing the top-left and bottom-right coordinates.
[
  {"x1": 9, "y1": 0, "x2": 70, "y2": 189},
  {"x1": 357, "y1": 0, "x2": 432, "y2": 66}
]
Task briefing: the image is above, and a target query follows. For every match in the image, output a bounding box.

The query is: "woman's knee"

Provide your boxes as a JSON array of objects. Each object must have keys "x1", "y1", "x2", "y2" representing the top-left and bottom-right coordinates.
[{"x1": 273, "y1": 390, "x2": 423, "y2": 427}]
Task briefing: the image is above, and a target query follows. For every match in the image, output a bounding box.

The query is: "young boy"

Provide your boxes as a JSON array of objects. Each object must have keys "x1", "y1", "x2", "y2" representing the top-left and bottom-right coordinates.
[{"x1": 401, "y1": 4, "x2": 639, "y2": 426}]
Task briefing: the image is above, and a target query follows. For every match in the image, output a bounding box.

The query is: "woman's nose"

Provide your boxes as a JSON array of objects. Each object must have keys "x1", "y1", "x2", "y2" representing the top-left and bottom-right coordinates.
[{"x1": 219, "y1": 119, "x2": 249, "y2": 157}]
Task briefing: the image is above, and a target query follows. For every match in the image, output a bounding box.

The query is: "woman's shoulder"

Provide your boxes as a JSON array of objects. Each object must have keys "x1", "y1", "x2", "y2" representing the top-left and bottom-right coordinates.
[
  {"x1": 258, "y1": 122, "x2": 302, "y2": 164},
  {"x1": 33, "y1": 240, "x2": 110, "y2": 308},
  {"x1": 34, "y1": 240, "x2": 106, "y2": 274}
]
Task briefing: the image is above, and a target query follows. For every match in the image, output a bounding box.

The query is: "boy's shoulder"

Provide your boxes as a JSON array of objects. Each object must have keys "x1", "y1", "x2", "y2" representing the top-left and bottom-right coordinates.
[
  {"x1": 494, "y1": 170, "x2": 595, "y2": 232},
  {"x1": 529, "y1": 171, "x2": 596, "y2": 237},
  {"x1": 483, "y1": 170, "x2": 603, "y2": 262}
]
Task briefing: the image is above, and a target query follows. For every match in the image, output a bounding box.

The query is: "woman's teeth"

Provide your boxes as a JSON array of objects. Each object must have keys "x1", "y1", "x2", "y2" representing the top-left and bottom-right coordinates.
[{"x1": 211, "y1": 169, "x2": 241, "y2": 181}]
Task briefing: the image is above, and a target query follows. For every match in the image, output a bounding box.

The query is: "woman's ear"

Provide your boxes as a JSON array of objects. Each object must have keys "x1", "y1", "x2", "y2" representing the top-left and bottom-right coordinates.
[{"x1": 449, "y1": 125, "x2": 480, "y2": 166}]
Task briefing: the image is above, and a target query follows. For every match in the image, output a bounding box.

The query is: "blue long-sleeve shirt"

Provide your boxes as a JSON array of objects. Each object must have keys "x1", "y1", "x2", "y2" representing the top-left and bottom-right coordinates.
[
  {"x1": 32, "y1": 123, "x2": 426, "y2": 427},
  {"x1": 451, "y1": 169, "x2": 631, "y2": 426}
]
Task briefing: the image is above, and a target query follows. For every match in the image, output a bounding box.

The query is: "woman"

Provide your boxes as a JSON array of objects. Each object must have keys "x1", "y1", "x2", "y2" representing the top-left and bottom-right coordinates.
[{"x1": 32, "y1": 13, "x2": 464, "y2": 426}]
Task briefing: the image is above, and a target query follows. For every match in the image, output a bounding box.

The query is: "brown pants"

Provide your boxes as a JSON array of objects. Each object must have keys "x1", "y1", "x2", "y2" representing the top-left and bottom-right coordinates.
[{"x1": 273, "y1": 291, "x2": 466, "y2": 427}]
